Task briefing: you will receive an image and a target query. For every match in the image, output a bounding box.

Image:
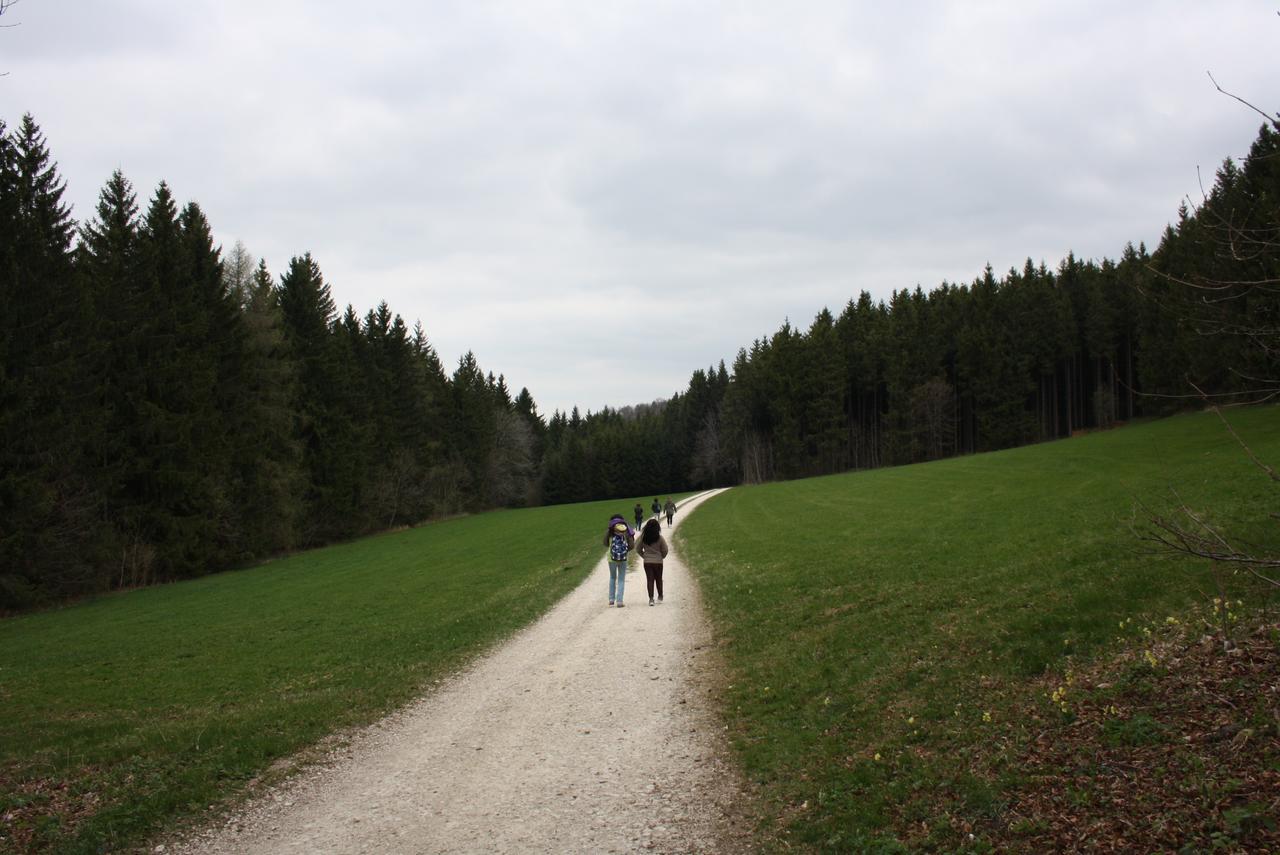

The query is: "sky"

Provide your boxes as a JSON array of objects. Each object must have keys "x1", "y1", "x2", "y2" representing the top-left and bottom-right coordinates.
[{"x1": 4, "y1": 2, "x2": 1277, "y2": 416}]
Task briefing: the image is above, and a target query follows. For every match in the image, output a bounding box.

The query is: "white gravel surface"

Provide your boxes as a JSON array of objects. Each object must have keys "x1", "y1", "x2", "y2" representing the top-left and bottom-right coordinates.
[{"x1": 169, "y1": 488, "x2": 753, "y2": 855}]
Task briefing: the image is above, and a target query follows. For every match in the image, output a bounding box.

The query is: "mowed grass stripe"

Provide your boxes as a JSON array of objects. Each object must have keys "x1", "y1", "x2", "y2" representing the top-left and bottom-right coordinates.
[
  {"x1": 0, "y1": 494, "x2": 678, "y2": 854},
  {"x1": 680, "y1": 407, "x2": 1278, "y2": 850}
]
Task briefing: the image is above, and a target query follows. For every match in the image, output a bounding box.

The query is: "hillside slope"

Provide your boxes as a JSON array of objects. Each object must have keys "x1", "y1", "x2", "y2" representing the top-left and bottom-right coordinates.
[{"x1": 681, "y1": 407, "x2": 1279, "y2": 852}]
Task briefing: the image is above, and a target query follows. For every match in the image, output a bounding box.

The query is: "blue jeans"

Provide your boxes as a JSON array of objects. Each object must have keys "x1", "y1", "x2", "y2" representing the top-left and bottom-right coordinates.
[{"x1": 608, "y1": 559, "x2": 627, "y2": 602}]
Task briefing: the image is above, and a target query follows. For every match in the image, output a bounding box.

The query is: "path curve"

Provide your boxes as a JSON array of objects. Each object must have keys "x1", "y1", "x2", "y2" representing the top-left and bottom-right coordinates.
[{"x1": 172, "y1": 488, "x2": 752, "y2": 854}]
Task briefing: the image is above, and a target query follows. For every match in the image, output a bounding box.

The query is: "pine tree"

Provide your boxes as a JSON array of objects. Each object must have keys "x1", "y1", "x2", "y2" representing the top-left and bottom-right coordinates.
[
  {"x1": 356, "y1": 302, "x2": 436, "y2": 526},
  {"x1": 408, "y1": 320, "x2": 466, "y2": 515},
  {"x1": 327, "y1": 304, "x2": 374, "y2": 534},
  {"x1": 113, "y1": 182, "x2": 224, "y2": 579},
  {"x1": 955, "y1": 265, "x2": 1036, "y2": 451},
  {"x1": 77, "y1": 170, "x2": 154, "y2": 586},
  {"x1": 230, "y1": 259, "x2": 303, "y2": 553},
  {"x1": 0, "y1": 116, "x2": 98, "y2": 605},
  {"x1": 800, "y1": 309, "x2": 847, "y2": 472},
  {"x1": 178, "y1": 201, "x2": 248, "y2": 560},
  {"x1": 277, "y1": 252, "x2": 345, "y2": 540},
  {"x1": 833, "y1": 293, "x2": 886, "y2": 468},
  {"x1": 452, "y1": 351, "x2": 495, "y2": 506}
]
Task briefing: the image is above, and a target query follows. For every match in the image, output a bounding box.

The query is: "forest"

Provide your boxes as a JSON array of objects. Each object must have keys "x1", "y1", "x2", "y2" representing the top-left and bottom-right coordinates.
[{"x1": 2, "y1": 113, "x2": 1276, "y2": 608}]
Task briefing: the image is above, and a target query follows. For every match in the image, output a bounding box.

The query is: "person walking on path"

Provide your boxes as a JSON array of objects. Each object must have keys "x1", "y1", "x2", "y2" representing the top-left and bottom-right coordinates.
[
  {"x1": 636, "y1": 518, "x2": 669, "y2": 606},
  {"x1": 633, "y1": 502, "x2": 644, "y2": 531},
  {"x1": 664, "y1": 497, "x2": 676, "y2": 525},
  {"x1": 651, "y1": 497, "x2": 662, "y2": 519},
  {"x1": 604, "y1": 514, "x2": 634, "y2": 607}
]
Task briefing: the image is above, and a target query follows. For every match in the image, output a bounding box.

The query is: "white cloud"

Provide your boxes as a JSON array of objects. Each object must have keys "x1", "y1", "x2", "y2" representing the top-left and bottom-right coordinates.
[{"x1": 6, "y1": 0, "x2": 1277, "y2": 414}]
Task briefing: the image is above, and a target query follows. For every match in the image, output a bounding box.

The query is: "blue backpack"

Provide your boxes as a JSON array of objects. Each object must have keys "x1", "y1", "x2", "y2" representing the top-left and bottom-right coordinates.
[{"x1": 609, "y1": 531, "x2": 630, "y2": 561}]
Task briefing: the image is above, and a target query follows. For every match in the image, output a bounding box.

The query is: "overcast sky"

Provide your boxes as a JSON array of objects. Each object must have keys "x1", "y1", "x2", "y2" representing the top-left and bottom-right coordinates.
[{"x1": 5, "y1": 2, "x2": 1277, "y2": 415}]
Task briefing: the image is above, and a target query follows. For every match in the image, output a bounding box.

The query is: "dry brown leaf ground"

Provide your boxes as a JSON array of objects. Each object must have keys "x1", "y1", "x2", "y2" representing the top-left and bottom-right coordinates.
[{"x1": 976, "y1": 609, "x2": 1280, "y2": 853}]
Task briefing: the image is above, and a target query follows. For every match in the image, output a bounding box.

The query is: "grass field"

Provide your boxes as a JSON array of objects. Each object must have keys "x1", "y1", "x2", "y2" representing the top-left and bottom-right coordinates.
[
  {"x1": 680, "y1": 407, "x2": 1279, "y2": 852},
  {"x1": 0, "y1": 494, "x2": 676, "y2": 854}
]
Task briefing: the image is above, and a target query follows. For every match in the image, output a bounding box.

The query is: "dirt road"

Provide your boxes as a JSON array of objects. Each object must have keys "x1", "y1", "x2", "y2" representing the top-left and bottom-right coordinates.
[{"x1": 173, "y1": 488, "x2": 751, "y2": 854}]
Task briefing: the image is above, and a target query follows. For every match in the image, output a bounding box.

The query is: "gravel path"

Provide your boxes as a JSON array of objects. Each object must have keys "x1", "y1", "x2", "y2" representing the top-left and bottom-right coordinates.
[{"x1": 171, "y1": 488, "x2": 752, "y2": 855}]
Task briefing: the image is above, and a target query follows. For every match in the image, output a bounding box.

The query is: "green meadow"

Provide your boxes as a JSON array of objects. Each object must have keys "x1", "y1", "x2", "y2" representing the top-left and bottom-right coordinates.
[
  {"x1": 6, "y1": 407, "x2": 1277, "y2": 854},
  {"x1": 0, "y1": 494, "x2": 672, "y2": 854},
  {"x1": 680, "y1": 407, "x2": 1279, "y2": 852}
]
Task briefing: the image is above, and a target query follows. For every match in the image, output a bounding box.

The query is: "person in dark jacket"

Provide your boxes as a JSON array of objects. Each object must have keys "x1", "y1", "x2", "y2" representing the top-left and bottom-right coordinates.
[
  {"x1": 636, "y1": 518, "x2": 669, "y2": 606},
  {"x1": 663, "y1": 497, "x2": 676, "y2": 525},
  {"x1": 633, "y1": 502, "x2": 644, "y2": 530}
]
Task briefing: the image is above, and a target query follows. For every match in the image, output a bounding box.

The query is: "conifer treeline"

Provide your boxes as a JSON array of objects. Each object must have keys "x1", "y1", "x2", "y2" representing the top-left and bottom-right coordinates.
[
  {"x1": 538, "y1": 123, "x2": 1278, "y2": 496},
  {"x1": 0, "y1": 115, "x2": 543, "y2": 607},
  {"x1": 2, "y1": 115, "x2": 1276, "y2": 608}
]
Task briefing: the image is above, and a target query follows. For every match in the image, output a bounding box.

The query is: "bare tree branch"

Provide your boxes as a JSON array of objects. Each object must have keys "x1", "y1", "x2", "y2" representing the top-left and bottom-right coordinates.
[
  {"x1": 1208, "y1": 71, "x2": 1280, "y2": 130},
  {"x1": 1136, "y1": 494, "x2": 1280, "y2": 580},
  {"x1": 0, "y1": 0, "x2": 17, "y2": 77},
  {"x1": 1188, "y1": 380, "x2": 1280, "y2": 483},
  {"x1": 1147, "y1": 264, "x2": 1280, "y2": 294},
  {"x1": 1111, "y1": 365, "x2": 1278, "y2": 404},
  {"x1": 1131, "y1": 64, "x2": 1280, "y2": 610}
]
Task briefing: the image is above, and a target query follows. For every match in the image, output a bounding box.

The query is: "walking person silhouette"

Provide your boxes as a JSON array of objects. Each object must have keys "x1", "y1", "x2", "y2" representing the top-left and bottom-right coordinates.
[
  {"x1": 636, "y1": 518, "x2": 668, "y2": 606},
  {"x1": 603, "y1": 514, "x2": 634, "y2": 608}
]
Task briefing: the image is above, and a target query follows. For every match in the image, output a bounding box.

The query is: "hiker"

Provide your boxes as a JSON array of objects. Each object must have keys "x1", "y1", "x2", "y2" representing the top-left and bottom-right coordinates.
[
  {"x1": 636, "y1": 518, "x2": 669, "y2": 606},
  {"x1": 603, "y1": 514, "x2": 634, "y2": 608},
  {"x1": 633, "y1": 502, "x2": 644, "y2": 530},
  {"x1": 663, "y1": 497, "x2": 675, "y2": 525},
  {"x1": 651, "y1": 497, "x2": 661, "y2": 518}
]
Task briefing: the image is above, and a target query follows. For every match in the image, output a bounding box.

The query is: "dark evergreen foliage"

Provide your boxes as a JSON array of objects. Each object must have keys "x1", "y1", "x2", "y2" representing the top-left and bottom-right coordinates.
[
  {"x1": 0, "y1": 115, "x2": 94, "y2": 605},
  {"x1": 1, "y1": 114, "x2": 1276, "y2": 609}
]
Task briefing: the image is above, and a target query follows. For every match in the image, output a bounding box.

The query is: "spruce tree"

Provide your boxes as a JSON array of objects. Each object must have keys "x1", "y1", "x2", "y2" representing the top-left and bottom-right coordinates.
[
  {"x1": 115, "y1": 182, "x2": 223, "y2": 579},
  {"x1": 452, "y1": 351, "x2": 496, "y2": 506},
  {"x1": 0, "y1": 116, "x2": 97, "y2": 604},
  {"x1": 325, "y1": 304, "x2": 374, "y2": 534},
  {"x1": 77, "y1": 170, "x2": 152, "y2": 584},
  {"x1": 277, "y1": 253, "x2": 345, "y2": 540},
  {"x1": 231, "y1": 259, "x2": 303, "y2": 553},
  {"x1": 178, "y1": 201, "x2": 251, "y2": 560}
]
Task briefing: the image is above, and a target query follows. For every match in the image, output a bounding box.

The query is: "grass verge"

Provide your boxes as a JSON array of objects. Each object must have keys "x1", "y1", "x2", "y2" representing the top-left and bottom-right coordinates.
[
  {"x1": 680, "y1": 407, "x2": 1279, "y2": 852},
  {"x1": 0, "y1": 494, "x2": 667, "y2": 854}
]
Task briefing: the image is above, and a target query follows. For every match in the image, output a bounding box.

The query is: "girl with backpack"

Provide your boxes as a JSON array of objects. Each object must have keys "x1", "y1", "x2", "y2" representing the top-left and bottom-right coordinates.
[{"x1": 603, "y1": 514, "x2": 634, "y2": 608}]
